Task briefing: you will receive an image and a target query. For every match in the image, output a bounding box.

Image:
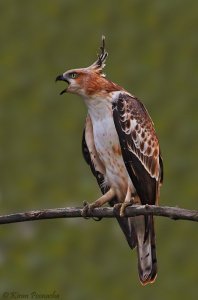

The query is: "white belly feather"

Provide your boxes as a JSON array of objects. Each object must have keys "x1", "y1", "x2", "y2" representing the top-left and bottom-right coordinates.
[{"x1": 86, "y1": 98, "x2": 134, "y2": 201}]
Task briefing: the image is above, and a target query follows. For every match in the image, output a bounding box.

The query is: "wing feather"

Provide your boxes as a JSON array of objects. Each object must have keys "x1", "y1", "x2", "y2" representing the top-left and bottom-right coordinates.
[{"x1": 112, "y1": 93, "x2": 163, "y2": 205}]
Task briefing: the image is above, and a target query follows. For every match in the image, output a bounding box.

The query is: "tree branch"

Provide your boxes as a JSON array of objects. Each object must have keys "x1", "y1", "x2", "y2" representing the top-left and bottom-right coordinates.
[{"x1": 0, "y1": 205, "x2": 197, "y2": 225}]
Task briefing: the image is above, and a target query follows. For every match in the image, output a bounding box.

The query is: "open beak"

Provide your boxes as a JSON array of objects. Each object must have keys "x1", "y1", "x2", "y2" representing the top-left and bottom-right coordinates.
[{"x1": 55, "y1": 74, "x2": 69, "y2": 95}]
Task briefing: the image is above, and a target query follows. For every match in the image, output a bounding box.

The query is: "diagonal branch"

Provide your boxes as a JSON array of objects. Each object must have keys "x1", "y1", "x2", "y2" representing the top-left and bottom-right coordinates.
[{"x1": 0, "y1": 205, "x2": 197, "y2": 225}]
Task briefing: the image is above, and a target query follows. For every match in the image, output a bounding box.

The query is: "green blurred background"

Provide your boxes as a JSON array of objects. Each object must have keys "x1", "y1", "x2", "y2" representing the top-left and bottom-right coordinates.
[{"x1": 1, "y1": 0, "x2": 198, "y2": 299}]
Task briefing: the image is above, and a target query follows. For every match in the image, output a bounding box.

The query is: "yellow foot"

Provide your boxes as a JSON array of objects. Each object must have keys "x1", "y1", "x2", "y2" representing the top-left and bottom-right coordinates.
[
  {"x1": 81, "y1": 201, "x2": 102, "y2": 221},
  {"x1": 120, "y1": 197, "x2": 135, "y2": 217},
  {"x1": 81, "y1": 188, "x2": 115, "y2": 221}
]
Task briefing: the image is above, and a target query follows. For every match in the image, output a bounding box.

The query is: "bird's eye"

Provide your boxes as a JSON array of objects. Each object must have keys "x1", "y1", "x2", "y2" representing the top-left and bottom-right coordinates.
[{"x1": 69, "y1": 72, "x2": 78, "y2": 79}]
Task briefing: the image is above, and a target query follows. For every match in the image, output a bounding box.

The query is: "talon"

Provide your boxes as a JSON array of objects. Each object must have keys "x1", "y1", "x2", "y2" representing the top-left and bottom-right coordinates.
[
  {"x1": 88, "y1": 203, "x2": 101, "y2": 221},
  {"x1": 113, "y1": 203, "x2": 122, "y2": 215},
  {"x1": 81, "y1": 201, "x2": 103, "y2": 221},
  {"x1": 120, "y1": 200, "x2": 133, "y2": 217},
  {"x1": 120, "y1": 204, "x2": 126, "y2": 217},
  {"x1": 81, "y1": 201, "x2": 90, "y2": 219},
  {"x1": 90, "y1": 203, "x2": 103, "y2": 221},
  {"x1": 83, "y1": 200, "x2": 88, "y2": 207},
  {"x1": 92, "y1": 216, "x2": 103, "y2": 221}
]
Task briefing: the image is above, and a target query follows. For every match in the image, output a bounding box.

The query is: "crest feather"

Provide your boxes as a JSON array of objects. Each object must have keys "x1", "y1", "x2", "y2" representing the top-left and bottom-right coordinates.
[{"x1": 89, "y1": 35, "x2": 108, "y2": 76}]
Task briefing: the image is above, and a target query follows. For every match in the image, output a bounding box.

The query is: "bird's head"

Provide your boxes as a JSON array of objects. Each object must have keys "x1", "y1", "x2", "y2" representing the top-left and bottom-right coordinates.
[{"x1": 56, "y1": 36, "x2": 121, "y2": 98}]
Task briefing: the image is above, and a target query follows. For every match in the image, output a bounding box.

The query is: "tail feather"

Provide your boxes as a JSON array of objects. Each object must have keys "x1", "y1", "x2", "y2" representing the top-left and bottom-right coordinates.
[
  {"x1": 134, "y1": 215, "x2": 157, "y2": 285},
  {"x1": 115, "y1": 216, "x2": 137, "y2": 249},
  {"x1": 109, "y1": 198, "x2": 137, "y2": 249}
]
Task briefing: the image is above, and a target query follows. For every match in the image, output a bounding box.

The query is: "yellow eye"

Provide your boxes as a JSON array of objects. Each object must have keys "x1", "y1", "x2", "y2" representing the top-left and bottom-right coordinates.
[{"x1": 69, "y1": 72, "x2": 78, "y2": 79}]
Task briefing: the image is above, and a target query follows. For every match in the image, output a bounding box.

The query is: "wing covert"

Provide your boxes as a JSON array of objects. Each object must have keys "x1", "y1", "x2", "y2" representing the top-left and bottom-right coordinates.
[{"x1": 112, "y1": 93, "x2": 163, "y2": 205}]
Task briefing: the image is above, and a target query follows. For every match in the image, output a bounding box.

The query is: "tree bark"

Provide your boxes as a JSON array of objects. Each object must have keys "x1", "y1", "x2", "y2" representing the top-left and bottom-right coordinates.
[{"x1": 0, "y1": 205, "x2": 197, "y2": 225}]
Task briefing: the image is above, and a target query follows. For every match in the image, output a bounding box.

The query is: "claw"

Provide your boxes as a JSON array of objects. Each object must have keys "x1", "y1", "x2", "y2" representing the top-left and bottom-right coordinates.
[
  {"x1": 120, "y1": 199, "x2": 134, "y2": 217},
  {"x1": 113, "y1": 202, "x2": 129, "y2": 217},
  {"x1": 81, "y1": 201, "x2": 103, "y2": 221},
  {"x1": 92, "y1": 216, "x2": 103, "y2": 221},
  {"x1": 113, "y1": 203, "x2": 122, "y2": 214},
  {"x1": 120, "y1": 203, "x2": 128, "y2": 217},
  {"x1": 81, "y1": 201, "x2": 90, "y2": 219}
]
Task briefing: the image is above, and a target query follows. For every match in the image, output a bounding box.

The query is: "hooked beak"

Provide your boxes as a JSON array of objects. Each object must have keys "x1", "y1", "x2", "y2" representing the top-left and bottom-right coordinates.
[{"x1": 55, "y1": 74, "x2": 69, "y2": 95}]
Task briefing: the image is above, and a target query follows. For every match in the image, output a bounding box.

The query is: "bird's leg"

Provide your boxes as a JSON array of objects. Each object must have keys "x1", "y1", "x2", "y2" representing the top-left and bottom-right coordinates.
[
  {"x1": 82, "y1": 188, "x2": 115, "y2": 218},
  {"x1": 120, "y1": 187, "x2": 135, "y2": 217}
]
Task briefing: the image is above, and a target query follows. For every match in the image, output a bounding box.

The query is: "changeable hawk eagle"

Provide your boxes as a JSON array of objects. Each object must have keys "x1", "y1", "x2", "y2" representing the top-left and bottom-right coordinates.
[{"x1": 56, "y1": 36, "x2": 163, "y2": 285}]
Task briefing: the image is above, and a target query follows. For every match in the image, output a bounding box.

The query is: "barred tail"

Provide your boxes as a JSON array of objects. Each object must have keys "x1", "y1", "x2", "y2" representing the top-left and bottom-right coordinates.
[{"x1": 134, "y1": 215, "x2": 157, "y2": 285}]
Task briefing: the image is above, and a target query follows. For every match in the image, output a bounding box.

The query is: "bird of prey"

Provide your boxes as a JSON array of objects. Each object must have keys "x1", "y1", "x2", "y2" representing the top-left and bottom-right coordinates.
[{"x1": 56, "y1": 36, "x2": 163, "y2": 285}]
